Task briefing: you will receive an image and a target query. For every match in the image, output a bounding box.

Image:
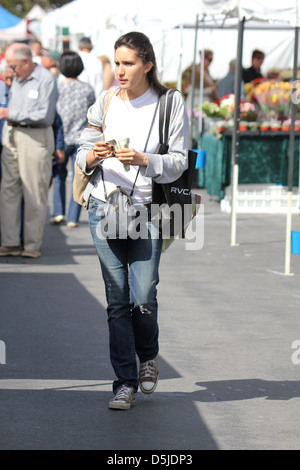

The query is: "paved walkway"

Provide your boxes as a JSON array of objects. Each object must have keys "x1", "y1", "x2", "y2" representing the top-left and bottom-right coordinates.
[{"x1": 0, "y1": 189, "x2": 300, "y2": 450}]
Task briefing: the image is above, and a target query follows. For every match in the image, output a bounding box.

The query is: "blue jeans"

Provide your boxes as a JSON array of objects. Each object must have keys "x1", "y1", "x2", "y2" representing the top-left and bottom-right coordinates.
[
  {"x1": 52, "y1": 144, "x2": 82, "y2": 223},
  {"x1": 88, "y1": 196, "x2": 163, "y2": 393}
]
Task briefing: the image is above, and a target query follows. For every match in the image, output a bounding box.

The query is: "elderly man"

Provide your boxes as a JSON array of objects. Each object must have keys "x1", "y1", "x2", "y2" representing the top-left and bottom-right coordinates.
[{"x1": 0, "y1": 43, "x2": 58, "y2": 258}]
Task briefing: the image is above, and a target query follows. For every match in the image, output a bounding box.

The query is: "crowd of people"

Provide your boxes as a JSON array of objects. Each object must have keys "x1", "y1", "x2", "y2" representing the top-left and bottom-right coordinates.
[
  {"x1": 0, "y1": 36, "x2": 118, "y2": 259},
  {"x1": 0, "y1": 36, "x2": 265, "y2": 260},
  {"x1": 182, "y1": 47, "x2": 265, "y2": 104},
  {"x1": 0, "y1": 32, "x2": 267, "y2": 411}
]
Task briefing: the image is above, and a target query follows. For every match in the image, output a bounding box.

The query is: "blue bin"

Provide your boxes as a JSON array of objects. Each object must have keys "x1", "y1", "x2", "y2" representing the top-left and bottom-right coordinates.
[
  {"x1": 193, "y1": 150, "x2": 207, "y2": 169},
  {"x1": 291, "y1": 231, "x2": 300, "y2": 254}
]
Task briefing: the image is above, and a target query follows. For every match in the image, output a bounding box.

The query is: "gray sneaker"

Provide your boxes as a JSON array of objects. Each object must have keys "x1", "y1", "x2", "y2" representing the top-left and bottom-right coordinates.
[
  {"x1": 109, "y1": 385, "x2": 136, "y2": 410},
  {"x1": 139, "y1": 359, "x2": 159, "y2": 394}
]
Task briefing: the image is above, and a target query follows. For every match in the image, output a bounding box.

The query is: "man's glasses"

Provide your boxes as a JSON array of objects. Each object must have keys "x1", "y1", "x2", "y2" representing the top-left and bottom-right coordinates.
[
  {"x1": 9, "y1": 65, "x2": 17, "y2": 71},
  {"x1": 254, "y1": 56, "x2": 264, "y2": 61}
]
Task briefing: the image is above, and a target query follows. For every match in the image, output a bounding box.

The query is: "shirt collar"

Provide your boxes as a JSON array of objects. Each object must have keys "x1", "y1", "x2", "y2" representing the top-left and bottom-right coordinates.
[{"x1": 20, "y1": 63, "x2": 40, "y2": 84}]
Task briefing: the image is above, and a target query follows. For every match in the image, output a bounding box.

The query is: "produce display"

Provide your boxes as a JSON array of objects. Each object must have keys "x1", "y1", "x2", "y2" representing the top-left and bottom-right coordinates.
[{"x1": 199, "y1": 78, "x2": 300, "y2": 135}]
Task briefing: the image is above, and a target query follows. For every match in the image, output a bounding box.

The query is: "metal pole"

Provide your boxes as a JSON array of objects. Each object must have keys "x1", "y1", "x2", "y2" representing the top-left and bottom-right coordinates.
[
  {"x1": 230, "y1": 17, "x2": 245, "y2": 247},
  {"x1": 177, "y1": 25, "x2": 184, "y2": 92},
  {"x1": 190, "y1": 14, "x2": 199, "y2": 138},
  {"x1": 199, "y1": 33, "x2": 205, "y2": 136},
  {"x1": 285, "y1": 26, "x2": 299, "y2": 275}
]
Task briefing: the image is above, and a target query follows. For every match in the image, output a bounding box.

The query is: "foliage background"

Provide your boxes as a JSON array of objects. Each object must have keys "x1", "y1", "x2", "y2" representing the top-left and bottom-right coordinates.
[{"x1": 1, "y1": 0, "x2": 73, "y2": 17}]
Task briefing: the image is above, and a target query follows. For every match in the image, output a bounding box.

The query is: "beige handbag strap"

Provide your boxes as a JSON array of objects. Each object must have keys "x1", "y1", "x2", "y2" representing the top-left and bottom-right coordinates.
[
  {"x1": 88, "y1": 90, "x2": 114, "y2": 134},
  {"x1": 103, "y1": 90, "x2": 115, "y2": 136}
]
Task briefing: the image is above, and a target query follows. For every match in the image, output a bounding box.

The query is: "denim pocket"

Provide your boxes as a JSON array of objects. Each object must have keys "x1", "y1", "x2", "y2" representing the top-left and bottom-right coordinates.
[{"x1": 88, "y1": 197, "x2": 105, "y2": 215}]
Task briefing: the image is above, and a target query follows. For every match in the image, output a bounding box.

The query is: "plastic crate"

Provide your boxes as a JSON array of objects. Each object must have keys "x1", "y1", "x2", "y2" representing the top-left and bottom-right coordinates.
[{"x1": 221, "y1": 185, "x2": 300, "y2": 214}]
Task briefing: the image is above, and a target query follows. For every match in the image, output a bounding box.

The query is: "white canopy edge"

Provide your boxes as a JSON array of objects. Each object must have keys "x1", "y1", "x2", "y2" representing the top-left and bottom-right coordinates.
[{"x1": 198, "y1": 0, "x2": 300, "y2": 27}]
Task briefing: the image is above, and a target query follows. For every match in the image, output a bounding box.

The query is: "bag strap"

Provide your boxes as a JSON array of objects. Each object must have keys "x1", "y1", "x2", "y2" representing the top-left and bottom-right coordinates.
[
  {"x1": 159, "y1": 88, "x2": 176, "y2": 147},
  {"x1": 103, "y1": 90, "x2": 115, "y2": 135}
]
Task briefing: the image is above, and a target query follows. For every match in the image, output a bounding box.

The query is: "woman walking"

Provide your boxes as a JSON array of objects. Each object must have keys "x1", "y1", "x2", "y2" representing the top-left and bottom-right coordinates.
[
  {"x1": 51, "y1": 51, "x2": 95, "y2": 227},
  {"x1": 77, "y1": 32, "x2": 190, "y2": 409}
]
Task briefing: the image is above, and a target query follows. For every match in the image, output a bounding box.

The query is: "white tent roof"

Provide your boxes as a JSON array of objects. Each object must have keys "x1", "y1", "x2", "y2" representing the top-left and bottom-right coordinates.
[
  {"x1": 39, "y1": 0, "x2": 300, "y2": 82},
  {"x1": 0, "y1": 20, "x2": 28, "y2": 42},
  {"x1": 198, "y1": 0, "x2": 300, "y2": 26},
  {"x1": 26, "y1": 5, "x2": 46, "y2": 21}
]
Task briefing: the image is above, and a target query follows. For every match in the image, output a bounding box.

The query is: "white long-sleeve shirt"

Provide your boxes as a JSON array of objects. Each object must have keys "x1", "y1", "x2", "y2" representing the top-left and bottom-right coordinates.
[{"x1": 77, "y1": 87, "x2": 190, "y2": 205}]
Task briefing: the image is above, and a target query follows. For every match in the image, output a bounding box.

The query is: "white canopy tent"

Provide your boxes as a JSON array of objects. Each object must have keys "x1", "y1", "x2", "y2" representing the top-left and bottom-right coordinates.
[
  {"x1": 25, "y1": 5, "x2": 47, "y2": 38},
  {"x1": 39, "y1": 0, "x2": 201, "y2": 80},
  {"x1": 39, "y1": 0, "x2": 298, "y2": 84}
]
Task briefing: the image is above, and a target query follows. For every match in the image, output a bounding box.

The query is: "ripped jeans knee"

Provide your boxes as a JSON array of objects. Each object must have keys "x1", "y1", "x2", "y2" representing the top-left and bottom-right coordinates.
[{"x1": 139, "y1": 305, "x2": 153, "y2": 315}]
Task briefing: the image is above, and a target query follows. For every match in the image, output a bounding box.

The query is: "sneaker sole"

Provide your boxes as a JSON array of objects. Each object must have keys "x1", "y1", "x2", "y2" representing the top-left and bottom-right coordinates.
[
  {"x1": 50, "y1": 216, "x2": 66, "y2": 225},
  {"x1": 0, "y1": 251, "x2": 21, "y2": 257},
  {"x1": 21, "y1": 252, "x2": 41, "y2": 259},
  {"x1": 109, "y1": 400, "x2": 135, "y2": 410}
]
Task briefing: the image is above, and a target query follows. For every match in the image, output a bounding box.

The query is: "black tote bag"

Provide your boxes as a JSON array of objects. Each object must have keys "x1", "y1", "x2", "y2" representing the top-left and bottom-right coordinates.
[{"x1": 152, "y1": 89, "x2": 198, "y2": 238}]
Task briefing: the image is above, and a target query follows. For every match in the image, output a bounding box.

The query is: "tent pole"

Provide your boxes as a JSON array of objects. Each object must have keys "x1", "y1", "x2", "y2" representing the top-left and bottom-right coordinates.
[
  {"x1": 230, "y1": 17, "x2": 245, "y2": 247},
  {"x1": 160, "y1": 30, "x2": 166, "y2": 82},
  {"x1": 177, "y1": 25, "x2": 184, "y2": 92},
  {"x1": 190, "y1": 14, "x2": 199, "y2": 139},
  {"x1": 285, "y1": 25, "x2": 299, "y2": 275},
  {"x1": 199, "y1": 28, "x2": 205, "y2": 136}
]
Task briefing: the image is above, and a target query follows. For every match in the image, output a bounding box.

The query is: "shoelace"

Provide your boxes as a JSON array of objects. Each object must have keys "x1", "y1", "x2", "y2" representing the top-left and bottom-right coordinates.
[
  {"x1": 140, "y1": 360, "x2": 156, "y2": 379},
  {"x1": 115, "y1": 385, "x2": 133, "y2": 400}
]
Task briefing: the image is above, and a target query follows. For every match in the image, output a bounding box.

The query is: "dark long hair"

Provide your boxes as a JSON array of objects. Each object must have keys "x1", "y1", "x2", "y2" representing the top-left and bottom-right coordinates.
[{"x1": 114, "y1": 31, "x2": 168, "y2": 96}]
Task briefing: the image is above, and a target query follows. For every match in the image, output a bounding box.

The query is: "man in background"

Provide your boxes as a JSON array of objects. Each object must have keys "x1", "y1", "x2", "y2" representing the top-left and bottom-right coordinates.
[
  {"x1": 217, "y1": 59, "x2": 245, "y2": 99},
  {"x1": 243, "y1": 49, "x2": 265, "y2": 84},
  {"x1": 0, "y1": 43, "x2": 58, "y2": 258}
]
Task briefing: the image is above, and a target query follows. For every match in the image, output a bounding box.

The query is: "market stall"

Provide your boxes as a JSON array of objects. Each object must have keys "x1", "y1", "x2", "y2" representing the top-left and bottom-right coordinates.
[{"x1": 199, "y1": 81, "x2": 300, "y2": 199}]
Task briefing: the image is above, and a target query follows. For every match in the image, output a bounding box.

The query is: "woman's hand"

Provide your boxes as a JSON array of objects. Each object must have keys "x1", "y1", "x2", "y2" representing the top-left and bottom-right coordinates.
[
  {"x1": 115, "y1": 148, "x2": 148, "y2": 167},
  {"x1": 86, "y1": 141, "x2": 114, "y2": 170}
]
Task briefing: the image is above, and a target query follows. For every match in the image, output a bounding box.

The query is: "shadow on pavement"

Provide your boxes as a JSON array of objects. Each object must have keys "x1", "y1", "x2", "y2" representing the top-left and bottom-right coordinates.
[
  {"x1": 0, "y1": 270, "x2": 218, "y2": 450},
  {"x1": 194, "y1": 379, "x2": 300, "y2": 402}
]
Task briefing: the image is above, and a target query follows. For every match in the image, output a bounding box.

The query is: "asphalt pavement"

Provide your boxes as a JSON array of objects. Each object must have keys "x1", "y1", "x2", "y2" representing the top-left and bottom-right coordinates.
[{"x1": 1, "y1": 187, "x2": 300, "y2": 450}]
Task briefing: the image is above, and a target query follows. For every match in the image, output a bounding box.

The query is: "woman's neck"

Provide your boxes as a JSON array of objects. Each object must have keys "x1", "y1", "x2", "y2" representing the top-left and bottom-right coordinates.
[{"x1": 119, "y1": 84, "x2": 151, "y2": 101}]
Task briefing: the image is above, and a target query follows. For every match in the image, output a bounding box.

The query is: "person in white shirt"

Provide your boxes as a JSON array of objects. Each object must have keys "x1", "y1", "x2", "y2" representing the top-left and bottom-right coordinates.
[
  {"x1": 77, "y1": 32, "x2": 190, "y2": 411},
  {"x1": 78, "y1": 37, "x2": 103, "y2": 98}
]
